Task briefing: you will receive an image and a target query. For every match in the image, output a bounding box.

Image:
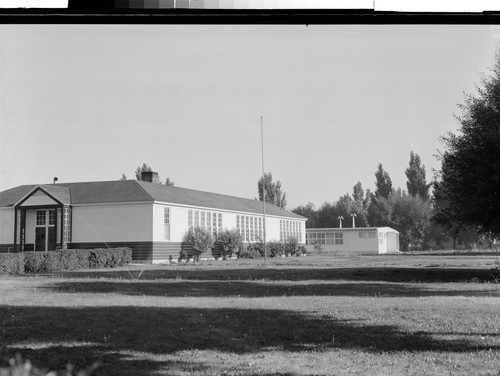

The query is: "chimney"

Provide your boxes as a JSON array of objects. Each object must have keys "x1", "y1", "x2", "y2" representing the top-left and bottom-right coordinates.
[
  {"x1": 53, "y1": 177, "x2": 58, "y2": 184},
  {"x1": 141, "y1": 171, "x2": 160, "y2": 184}
]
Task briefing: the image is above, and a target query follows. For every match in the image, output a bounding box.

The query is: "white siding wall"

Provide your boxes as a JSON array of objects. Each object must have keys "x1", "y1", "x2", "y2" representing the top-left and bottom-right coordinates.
[
  {"x1": 0, "y1": 208, "x2": 14, "y2": 244},
  {"x1": 72, "y1": 203, "x2": 153, "y2": 242},
  {"x1": 25, "y1": 210, "x2": 37, "y2": 244},
  {"x1": 151, "y1": 202, "x2": 306, "y2": 243}
]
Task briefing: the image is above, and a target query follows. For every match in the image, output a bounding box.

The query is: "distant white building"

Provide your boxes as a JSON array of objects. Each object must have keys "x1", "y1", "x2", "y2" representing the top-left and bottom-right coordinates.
[
  {"x1": 0, "y1": 172, "x2": 306, "y2": 263},
  {"x1": 306, "y1": 227, "x2": 400, "y2": 254}
]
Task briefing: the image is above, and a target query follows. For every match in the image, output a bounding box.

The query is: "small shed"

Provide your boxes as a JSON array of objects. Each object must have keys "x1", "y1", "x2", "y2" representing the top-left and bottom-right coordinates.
[{"x1": 305, "y1": 227, "x2": 400, "y2": 255}]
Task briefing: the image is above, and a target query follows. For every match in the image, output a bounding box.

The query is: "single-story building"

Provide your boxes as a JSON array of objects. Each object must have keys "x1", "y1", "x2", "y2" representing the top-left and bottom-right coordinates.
[
  {"x1": 0, "y1": 174, "x2": 306, "y2": 263},
  {"x1": 305, "y1": 227, "x2": 400, "y2": 254}
]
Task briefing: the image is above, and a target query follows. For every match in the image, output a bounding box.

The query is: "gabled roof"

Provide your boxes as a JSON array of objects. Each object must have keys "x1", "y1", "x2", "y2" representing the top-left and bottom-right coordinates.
[
  {"x1": 135, "y1": 180, "x2": 304, "y2": 219},
  {"x1": 0, "y1": 180, "x2": 305, "y2": 220}
]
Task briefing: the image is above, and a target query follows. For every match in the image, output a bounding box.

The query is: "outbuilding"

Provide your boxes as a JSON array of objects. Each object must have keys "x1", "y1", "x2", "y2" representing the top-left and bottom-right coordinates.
[
  {"x1": 305, "y1": 227, "x2": 400, "y2": 254},
  {"x1": 0, "y1": 175, "x2": 306, "y2": 263}
]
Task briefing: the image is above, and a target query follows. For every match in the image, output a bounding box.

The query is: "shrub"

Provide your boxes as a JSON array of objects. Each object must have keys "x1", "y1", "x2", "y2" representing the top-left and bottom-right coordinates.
[
  {"x1": 0, "y1": 252, "x2": 24, "y2": 275},
  {"x1": 239, "y1": 244, "x2": 262, "y2": 259},
  {"x1": 284, "y1": 237, "x2": 299, "y2": 256},
  {"x1": 23, "y1": 248, "x2": 132, "y2": 273},
  {"x1": 269, "y1": 241, "x2": 285, "y2": 257},
  {"x1": 296, "y1": 245, "x2": 307, "y2": 256},
  {"x1": 179, "y1": 249, "x2": 188, "y2": 261},
  {"x1": 184, "y1": 227, "x2": 215, "y2": 261},
  {"x1": 313, "y1": 241, "x2": 324, "y2": 252},
  {"x1": 216, "y1": 229, "x2": 243, "y2": 259}
]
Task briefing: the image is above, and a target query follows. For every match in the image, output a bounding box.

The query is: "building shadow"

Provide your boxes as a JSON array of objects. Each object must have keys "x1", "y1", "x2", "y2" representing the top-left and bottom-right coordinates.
[
  {"x1": 52, "y1": 266, "x2": 499, "y2": 283},
  {"x1": 44, "y1": 279, "x2": 500, "y2": 298}
]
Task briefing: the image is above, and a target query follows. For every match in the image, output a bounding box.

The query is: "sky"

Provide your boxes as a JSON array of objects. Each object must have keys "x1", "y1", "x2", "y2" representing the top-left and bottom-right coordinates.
[{"x1": 1, "y1": 24, "x2": 499, "y2": 209}]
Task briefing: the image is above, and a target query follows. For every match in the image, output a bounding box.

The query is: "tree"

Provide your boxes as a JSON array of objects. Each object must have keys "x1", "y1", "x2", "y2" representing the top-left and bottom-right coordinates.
[
  {"x1": 257, "y1": 172, "x2": 287, "y2": 209},
  {"x1": 216, "y1": 229, "x2": 243, "y2": 259},
  {"x1": 434, "y1": 58, "x2": 500, "y2": 236},
  {"x1": 405, "y1": 151, "x2": 430, "y2": 200},
  {"x1": 292, "y1": 202, "x2": 318, "y2": 228},
  {"x1": 374, "y1": 163, "x2": 393, "y2": 199},
  {"x1": 120, "y1": 173, "x2": 127, "y2": 181},
  {"x1": 185, "y1": 227, "x2": 214, "y2": 261},
  {"x1": 368, "y1": 191, "x2": 432, "y2": 251},
  {"x1": 165, "y1": 177, "x2": 174, "y2": 186}
]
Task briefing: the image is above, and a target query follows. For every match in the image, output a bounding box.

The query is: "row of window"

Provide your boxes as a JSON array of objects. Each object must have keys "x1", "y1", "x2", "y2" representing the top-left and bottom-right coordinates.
[
  {"x1": 236, "y1": 215, "x2": 263, "y2": 242},
  {"x1": 188, "y1": 209, "x2": 223, "y2": 236},
  {"x1": 359, "y1": 231, "x2": 377, "y2": 239},
  {"x1": 280, "y1": 220, "x2": 302, "y2": 242},
  {"x1": 306, "y1": 231, "x2": 343, "y2": 245}
]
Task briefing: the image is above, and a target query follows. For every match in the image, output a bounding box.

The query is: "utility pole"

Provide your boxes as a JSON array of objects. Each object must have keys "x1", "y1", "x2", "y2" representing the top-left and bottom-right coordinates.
[{"x1": 261, "y1": 115, "x2": 267, "y2": 268}]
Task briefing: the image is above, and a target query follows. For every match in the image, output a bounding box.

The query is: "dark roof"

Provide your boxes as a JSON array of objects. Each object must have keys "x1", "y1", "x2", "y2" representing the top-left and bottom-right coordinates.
[
  {"x1": 38, "y1": 185, "x2": 71, "y2": 205},
  {"x1": 0, "y1": 180, "x2": 304, "y2": 220},
  {"x1": 135, "y1": 180, "x2": 304, "y2": 219}
]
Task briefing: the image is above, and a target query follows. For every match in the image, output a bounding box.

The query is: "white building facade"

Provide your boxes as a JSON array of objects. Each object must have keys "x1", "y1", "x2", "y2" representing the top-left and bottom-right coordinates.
[
  {"x1": 306, "y1": 227, "x2": 400, "y2": 254},
  {"x1": 0, "y1": 179, "x2": 306, "y2": 263}
]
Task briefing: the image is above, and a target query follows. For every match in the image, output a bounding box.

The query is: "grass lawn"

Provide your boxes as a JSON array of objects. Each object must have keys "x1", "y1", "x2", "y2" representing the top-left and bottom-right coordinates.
[{"x1": 0, "y1": 253, "x2": 499, "y2": 375}]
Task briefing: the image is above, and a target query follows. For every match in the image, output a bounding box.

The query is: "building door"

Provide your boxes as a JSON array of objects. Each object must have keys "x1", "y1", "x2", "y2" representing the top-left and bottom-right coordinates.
[
  {"x1": 47, "y1": 227, "x2": 57, "y2": 251},
  {"x1": 35, "y1": 227, "x2": 46, "y2": 252}
]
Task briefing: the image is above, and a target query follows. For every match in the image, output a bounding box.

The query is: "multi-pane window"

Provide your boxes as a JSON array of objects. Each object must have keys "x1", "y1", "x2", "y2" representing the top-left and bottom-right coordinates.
[
  {"x1": 236, "y1": 214, "x2": 266, "y2": 242},
  {"x1": 207, "y1": 212, "x2": 212, "y2": 234},
  {"x1": 63, "y1": 207, "x2": 71, "y2": 244},
  {"x1": 49, "y1": 210, "x2": 56, "y2": 225},
  {"x1": 305, "y1": 230, "x2": 341, "y2": 245},
  {"x1": 164, "y1": 207, "x2": 170, "y2": 241},
  {"x1": 279, "y1": 219, "x2": 302, "y2": 242},
  {"x1": 36, "y1": 210, "x2": 46, "y2": 226},
  {"x1": 187, "y1": 209, "x2": 223, "y2": 236}
]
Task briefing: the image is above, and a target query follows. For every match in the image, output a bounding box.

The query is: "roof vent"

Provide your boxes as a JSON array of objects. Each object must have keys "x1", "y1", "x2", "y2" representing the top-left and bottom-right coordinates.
[{"x1": 53, "y1": 177, "x2": 58, "y2": 184}]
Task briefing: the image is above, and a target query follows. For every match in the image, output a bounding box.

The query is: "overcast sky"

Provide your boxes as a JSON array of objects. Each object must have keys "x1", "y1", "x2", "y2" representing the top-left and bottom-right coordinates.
[{"x1": 1, "y1": 24, "x2": 499, "y2": 209}]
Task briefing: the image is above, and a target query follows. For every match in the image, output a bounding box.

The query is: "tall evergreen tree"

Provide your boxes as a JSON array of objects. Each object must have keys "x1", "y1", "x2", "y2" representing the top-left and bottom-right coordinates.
[
  {"x1": 374, "y1": 163, "x2": 393, "y2": 199},
  {"x1": 257, "y1": 172, "x2": 287, "y2": 209},
  {"x1": 405, "y1": 151, "x2": 430, "y2": 200},
  {"x1": 434, "y1": 56, "x2": 500, "y2": 236}
]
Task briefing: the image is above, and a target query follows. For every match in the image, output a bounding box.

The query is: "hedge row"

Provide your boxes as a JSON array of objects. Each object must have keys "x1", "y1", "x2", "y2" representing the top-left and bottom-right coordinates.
[{"x1": 0, "y1": 248, "x2": 132, "y2": 275}]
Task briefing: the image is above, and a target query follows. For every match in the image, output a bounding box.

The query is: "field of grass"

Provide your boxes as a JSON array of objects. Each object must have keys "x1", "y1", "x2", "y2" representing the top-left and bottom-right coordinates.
[{"x1": 0, "y1": 253, "x2": 499, "y2": 376}]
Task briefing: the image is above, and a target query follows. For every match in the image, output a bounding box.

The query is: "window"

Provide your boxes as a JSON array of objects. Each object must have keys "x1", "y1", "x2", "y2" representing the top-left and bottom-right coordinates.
[
  {"x1": 207, "y1": 212, "x2": 212, "y2": 234},
  {"x1": 359, "y1": 231, "x2": 367, "y2": 238},
  {"x1": 369, "y1": 232, "x2": 376, "y2": 238},
  {"x1": 57, "y1": 208, "x2": 62, "y2": 241},
  {"x1": 218, "y1": 213, "x2": 222, "y2": 231},
  {"x1": 49, "y1": 210, "x2": 55, "y2": 225},
  {"x1": 212, "y1": 213, "x2": 217, "y2": 235},
  {"x1": 335, "y1": 232, "x2": 343, "y2": 245},
  {"x1": 201, "y1": 211, "x2": 206, "y2": 229},
  {"x1": 36, "y1": 210, "x2": 46, "y2": 226},
  {"x1": 188, "y1": 210, "x2": 193, "y2": 229},
  {"x1": 194, "y1": 211, "x2": 200, "y2": 227},
  {"x1": 63, "y1": 207, "x2": 71, "y2": 244},
  {"x1": 164, "y1": 207, "x2": 170, "y2": 241}
]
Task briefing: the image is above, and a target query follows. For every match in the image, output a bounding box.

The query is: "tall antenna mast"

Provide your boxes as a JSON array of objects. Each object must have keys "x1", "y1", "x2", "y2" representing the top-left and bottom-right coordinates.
[{"x1": 261, "y1": 115, "x2": 267, "y2": 267}]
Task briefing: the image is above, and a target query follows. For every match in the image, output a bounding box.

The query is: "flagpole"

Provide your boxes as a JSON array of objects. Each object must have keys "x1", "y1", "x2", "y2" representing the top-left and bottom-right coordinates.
[{"x1": 261, "y1": 115, "x2": 267, "y2": 268}]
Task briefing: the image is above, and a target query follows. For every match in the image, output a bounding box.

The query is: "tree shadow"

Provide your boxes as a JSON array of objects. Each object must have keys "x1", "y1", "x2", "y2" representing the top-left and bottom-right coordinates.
[
  {"x1": 1, "y1": 305, "x2": 498, "y2": 374},
  {"x1": 52, "y1": 266, "x2": 500, "y2": 283},
  {"x1": 44, "y1": 279, "x2": 500, "y2": 298}
]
